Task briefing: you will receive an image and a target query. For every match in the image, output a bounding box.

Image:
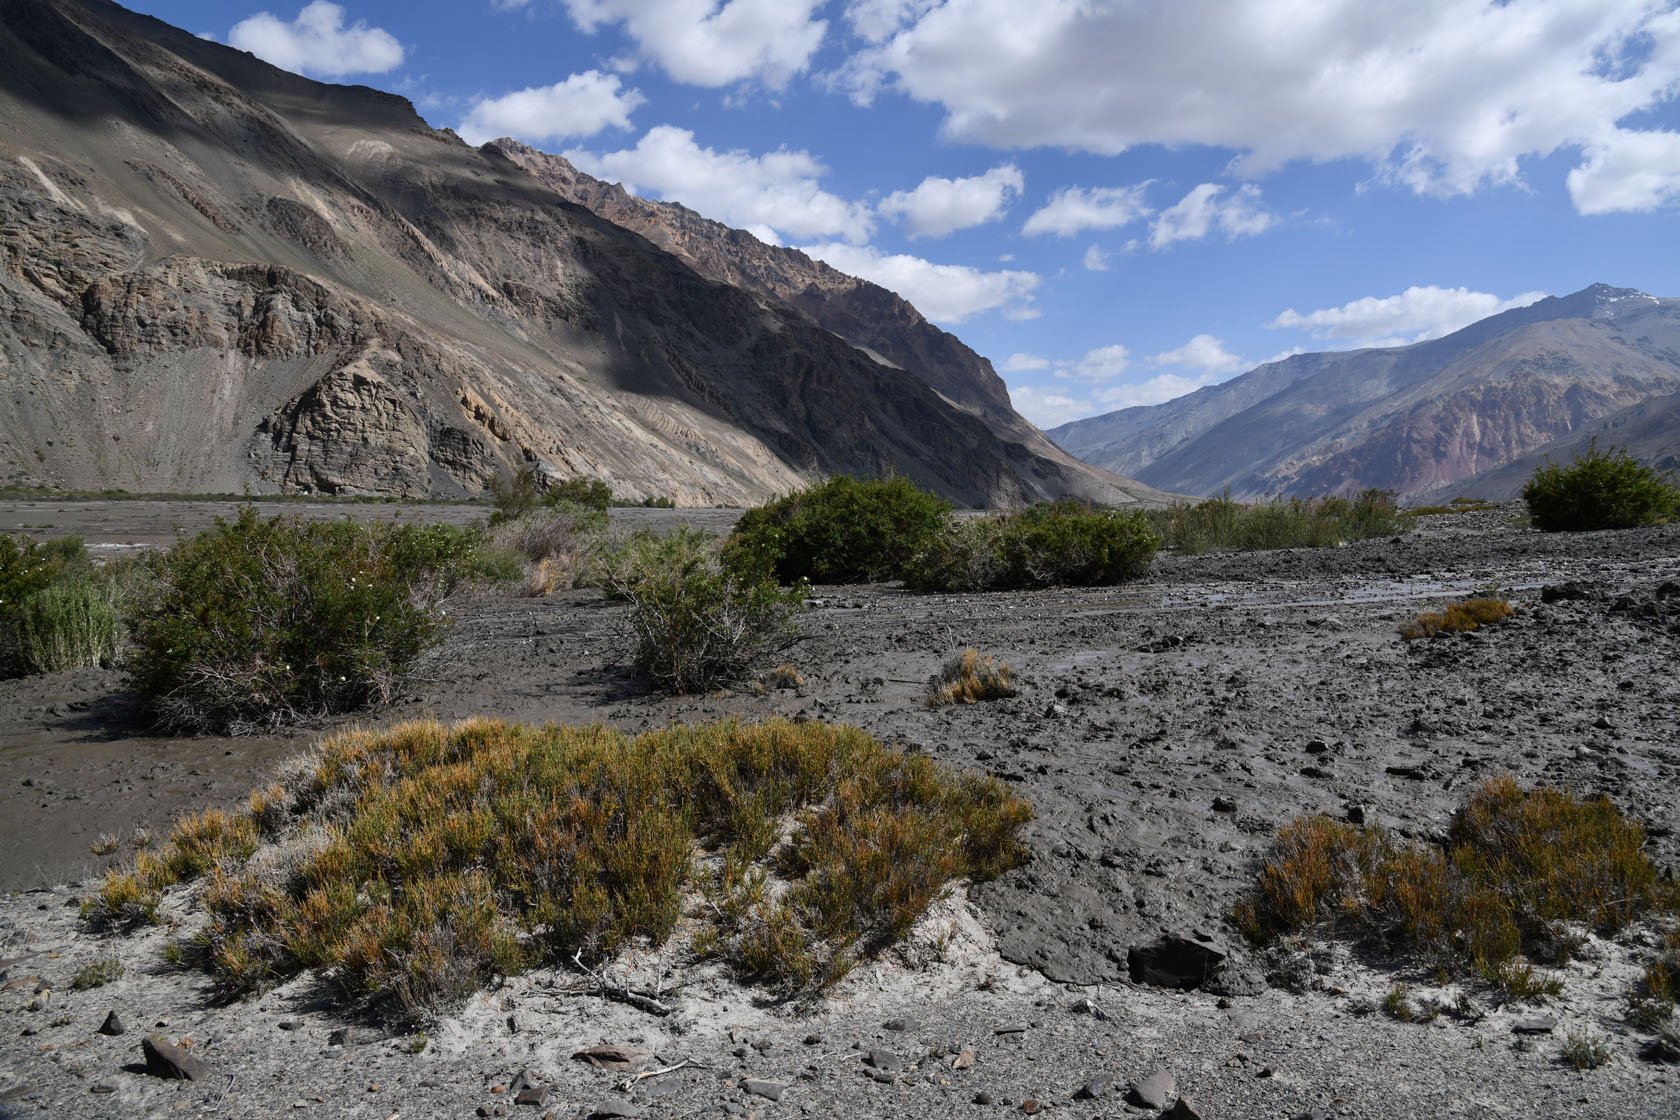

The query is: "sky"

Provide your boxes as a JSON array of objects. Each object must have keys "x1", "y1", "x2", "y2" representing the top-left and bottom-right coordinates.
[{"x1": 127, "y1": 0, "x2": 1680, "y2": 428}]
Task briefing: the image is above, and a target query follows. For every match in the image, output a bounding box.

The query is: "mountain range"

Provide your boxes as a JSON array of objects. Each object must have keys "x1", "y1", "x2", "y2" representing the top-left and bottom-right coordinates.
[
  {"x1": 0, "y1": 0, "x2": 1161, "y2": 508},
  {"x1": 1050, "y1": 284, "x2": 1680, "y2": 500}
]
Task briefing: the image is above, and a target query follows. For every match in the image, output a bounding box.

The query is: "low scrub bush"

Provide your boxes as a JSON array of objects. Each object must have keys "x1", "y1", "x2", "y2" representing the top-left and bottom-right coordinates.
[
  {"x1": 489, "y1": 468, "x2": 613, "y2": 524},
  {"x1": 1153, "y1": 489, "x2": 1407, "y2": 554},
  {"x1": 925, "y1": 649, "x2": 1017, "y2": 707},
  {"x1": 722, "y1": 475, "x2": 951, "y2": 584},
  {"x1": 127, "y1": 507, "x2": 476, "y2": 734},
  {"x1": 86, "y1": 718, "x2": 1030, "y2": 1021},
  {"x1": 1236, "y1": 776, "x2": 1678, "y2": 1000},
  {"x1": 69, "y1": 956, "x2": 124, "y2": 990},
  {"x1": 491, "y1": 503, "x2": 608, "y2": 595},
  {"x1": 1400, "y1": 598, "x2": 1515, "y2": 641},
  {"x1": 1522, "y1": 440, "x2": 1679, "y2": 532},
  {"x1": 907, "y1": 502, "x2": 1159, "y2": 591},
  {"x1": 613, "y1": 545, "x2": 804, "y2": 694},
  {"x1": 586, "y1": 526, "x2": 718, "y2": 600}
]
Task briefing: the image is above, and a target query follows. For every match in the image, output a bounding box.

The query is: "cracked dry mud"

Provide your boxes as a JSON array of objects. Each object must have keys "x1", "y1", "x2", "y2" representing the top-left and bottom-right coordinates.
[{"x1": 2, "y1": 501, "x2": 1679, "y2": 1119}]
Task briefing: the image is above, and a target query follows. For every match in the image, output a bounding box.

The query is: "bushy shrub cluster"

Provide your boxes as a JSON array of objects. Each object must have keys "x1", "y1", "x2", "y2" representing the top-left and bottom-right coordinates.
[
  {"x1": 489, "y1": 502, "x2": 608, "y2": 595},
  {"x1": 86, "y1": 718, "x2": 1031, "y2": 1020},
  {"x1": 0, "y1": 534, "x2": 132, "y2": 676},
  {"x1": 1236, "y1": 776, "x2": 1678, "y2": 998},
  {"x1": 488, "y1": 467, "x2": 613, "y2": 524},
  {"x1": 1151, "y1": 489, "x2": 1406, "y2": 554},
  {"x1": 722, "y1": 475, "x2": 951, "y2": 584},
  {"x1": 127, "y1": 507, "x2": 481, "y2": 734},
  {"x1": 906, "y1": 502, "x2": 1160, "y2": 591},
  {"x1": 1522, "y1": 441, "x2": 1678, "y2": 532},
  {"x1": 607, "y1": 531, "x2": 804, "y2": 693},
  {"x1": 1400, "y1": 598, "x2": 1514, "y2": 641},
  {"x1": 925, "y1": 649, "x2": 1017, "y2": 707}
]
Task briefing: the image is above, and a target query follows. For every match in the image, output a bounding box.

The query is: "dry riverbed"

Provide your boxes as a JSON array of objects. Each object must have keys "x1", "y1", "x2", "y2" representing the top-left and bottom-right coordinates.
[{"x1": 2, "y1": 501, "x2": 1679, "y2": 1119}]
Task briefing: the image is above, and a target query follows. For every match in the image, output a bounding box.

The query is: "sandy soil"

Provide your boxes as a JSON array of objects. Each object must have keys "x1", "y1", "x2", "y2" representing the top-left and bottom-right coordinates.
[{"x1": 2, "y1": 501, "x2": 1679, "y2": 1118}]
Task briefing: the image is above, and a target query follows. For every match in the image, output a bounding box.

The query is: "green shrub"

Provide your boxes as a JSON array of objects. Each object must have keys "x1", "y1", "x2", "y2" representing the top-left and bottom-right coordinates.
[
  {"x1": 489, "y1": 468, "x2": 612, "y2": 524},
  {"x1": 722, "y1": 475, "x2": 952, "y2": 584},
  {"x1": 1236, "y1": 776, "x2": 1679, "y2": 999},
  {"x1": 92, "y1": 718, "x2": 1030, "y2": 1021},
  {"x1": 12, "y1": 578, "x2": 121, "y2": 672},
  {"x1": 585, "y1": 526, "x2": 717, "y2": 599},
  {"x1": 1153, "y1": 489, "x2": 1406, "y2": 553},
  {"x1": 69, "y1": 956, "x2": 124, "y2": 990},
  {"x1": 907, "y1": 502, "x2": 1159, "y2": 591},
  {"x1": 611, "y1": 543, "x2": 804, "y2": 694},
  {"x1": 126, "y1": 507, "x2": 468, "y2": 734},
  {"x1": 1522, "y1": 440, "x2": 1679, "y2": 532}
]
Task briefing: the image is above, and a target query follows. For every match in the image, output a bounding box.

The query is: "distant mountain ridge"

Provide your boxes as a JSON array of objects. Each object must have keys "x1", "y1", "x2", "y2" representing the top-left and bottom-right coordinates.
[
  {"x1": 1050, "y1": 284, "x2": 1680, "y2": 499},
  {"x1": 0, "y1": 0, "x2": 1162, "y2": 507}
]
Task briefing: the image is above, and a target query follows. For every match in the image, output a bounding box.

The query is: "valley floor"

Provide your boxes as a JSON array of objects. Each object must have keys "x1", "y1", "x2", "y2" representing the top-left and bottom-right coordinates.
[{"x1": 2, "y1": 502, "x2": 1678, "y2": 1118}]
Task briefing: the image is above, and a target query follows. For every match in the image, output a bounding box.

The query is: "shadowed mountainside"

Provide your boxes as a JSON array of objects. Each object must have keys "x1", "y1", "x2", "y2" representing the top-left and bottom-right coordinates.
[
  {"x1": 0, "y1": 0, "x2": 1162, "y2": 507},
  {"x1": 1050, "y1": 285, "x2": 1680, "y2": 499}
]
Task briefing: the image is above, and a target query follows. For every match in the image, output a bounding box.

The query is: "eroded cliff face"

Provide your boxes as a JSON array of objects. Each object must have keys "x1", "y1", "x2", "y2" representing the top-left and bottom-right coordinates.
[{"x1": 0, "y1": 0, "x2": 1165, "y2": 507}]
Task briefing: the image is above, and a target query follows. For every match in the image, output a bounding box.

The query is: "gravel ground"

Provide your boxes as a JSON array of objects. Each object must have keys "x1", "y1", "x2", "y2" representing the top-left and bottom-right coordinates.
[{"x1": 2, "y1": 501, "x2": 1679, "y2": 1118}]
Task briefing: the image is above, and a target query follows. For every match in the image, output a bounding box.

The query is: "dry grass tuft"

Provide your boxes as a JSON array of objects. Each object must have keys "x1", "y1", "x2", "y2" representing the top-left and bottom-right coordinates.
[
  {"x1": 85, "y1": 718, "x2": 1031, "y2": 1022},
  {"x1": 925, "y1": 649, "x2": 1017, "y2": 708},
  {"x1": 765, "y1": 663, "x2": 804, "y2": 689},
  {"x1": 1400, "y1": 597, "x2": 1514, "y2": 641},
  {"x1": 1236, "y1": 776, "x2": 1677, "y2": 1001}
]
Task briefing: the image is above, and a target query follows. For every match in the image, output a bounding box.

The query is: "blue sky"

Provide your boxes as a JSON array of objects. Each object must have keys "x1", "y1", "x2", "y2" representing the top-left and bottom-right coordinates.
[{"x1": 130, "y1": 1, "x2": 1680, "y2": 427}]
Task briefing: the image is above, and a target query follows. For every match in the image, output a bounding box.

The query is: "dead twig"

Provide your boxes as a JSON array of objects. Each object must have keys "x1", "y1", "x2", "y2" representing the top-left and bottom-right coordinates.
[
  {"x1": 617, "y1": 1057, "x2": 705, "y2": 1093},
  {"x1": 570, "y1": 950, "x2": 674, "y2": 1016}
]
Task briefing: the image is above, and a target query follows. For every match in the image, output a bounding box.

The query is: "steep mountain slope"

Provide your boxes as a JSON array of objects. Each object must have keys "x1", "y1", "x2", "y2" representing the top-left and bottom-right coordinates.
[
  {"x1": 1050, "y1": 285, "x2": 1680, "y2": 499},
  {"x1": 0, "y1": 0, "x2": 1159, "y2": 507},
  {"x1": 484, "y1": 139, "x2": 1125, "y2": 490},
  {"x1": 1421, "y1": 389, "x2": 1680, "y2": 502}
]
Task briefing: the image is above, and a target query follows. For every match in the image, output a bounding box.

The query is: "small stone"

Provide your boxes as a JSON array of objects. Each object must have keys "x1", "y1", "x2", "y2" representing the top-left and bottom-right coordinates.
[
  {"x1": 1344, "y1": 804, "x2": 1366, "y2": 825},
  {"x1": 883, "y1": 1016, "x2": 918, "y2": 1032},
  {"x1": 641, "y1": 1076, "x2": 683, "y2": 1099},
  {"x1": 802, "y1": 1033, "x2": 823, "y2": 1046},
  {"x1": 993, "y1": 1022, "x2": 1030, "y2": 1035},
  {"x1": 509, "y1": 1070, "x2": 538, "y2": 1093},
  {"x1": 1169, "y1": 1097, "x2": 1203, "y2": 1120},
  {"x1": 90, "y1": 1082, "x2": 117, "y2": 1095},
  {"x1": 587, "y1": 1103, "x2": 642, "y2": 1119},
  {"x1": 1128, "y1": 1068, "x2": 1175, "y2": 1110},
  {"x1": 743, "y1": 1079, "x2": 786, "y2": 1101},
  {"x1": 1291, "y1": 1110, "x2": 1328, "y2": 1120},
  {"x1": 1068, "y1": 997, "x2": 1109, "y2": 1021},
  {"x1": 869, "y1": 1070, "x2": 896, "y2": 1084},
  {"x1": 951, "y1": 1050, "x2": 975, "y2": 1070},
  {"x1": 1640, "y1": 1037, "x2": 1680, "y2": 1063},
  {"x1": 515, "y1": 1086, "x2": 549, "y2": 1106},
  {"x1": 722, "y1": 1104, "x2": 748, "y2": 1117},
  {"x1": 1513, "y1": 1016, "x2": 1557, "y2": 1035},
  {"x1": 866, "y1": 1049, "x2": 903, "y2": 1071},
  {"x1": 1211, "y1": 795, "x2": 1237, "y2": 813},
  {"x1": 1022, "y1": 1100, "x2": 1042, "y2": 1114},
  {"x1": 141, "y1": 1037, "x2": 212, "y2": 1081},
  {"x1": 1128, "y1": 934, "x2": 1227, "y2": 989},
  {"x1": 327, "y1": 1027, "x2": 350, "y2": 1047},
  {"x1": 574, "y1": 1044, "x2": 650, "y2": 1071},
  {"x1": 973, "y1": 1091, "x2": 994, "y2": 1105},
  {"x1": 1073, "y1": 1073, "x2": 1113, "y2": 1099},
  {"x1": 1305, "y1": 739, "x2": 1329, "y2": 754}
]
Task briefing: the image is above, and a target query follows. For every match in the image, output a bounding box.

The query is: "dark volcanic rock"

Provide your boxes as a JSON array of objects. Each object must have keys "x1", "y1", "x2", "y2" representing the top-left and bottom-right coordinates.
[
  {"x1": 1128, "y1": 935, "x2": 1227, "y2": 990},
  {"x1": 140, "y1": 1037, "x2": 210, "y2": 1081}
]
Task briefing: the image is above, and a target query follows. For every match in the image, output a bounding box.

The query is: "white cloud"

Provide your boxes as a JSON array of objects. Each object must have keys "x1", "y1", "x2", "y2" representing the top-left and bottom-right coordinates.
[
  {"x1": 879, "y1": 164, "x2": 1023, "y2": 238},
  {"x1": 1096, "y1": 373, "x2": 1212, "y2": 410},
  {"x1": 1148, "y1": 333, "x2": 1245, "y2": 374},
  {"x1": 846, "y1": 0, "x2": 1680, "y2": 214},
  {"x1": 1148, "y1": 184, "x2": 1274, "y2": 249},
  {"x1": 563, "y1": 0, "x2": 826, "y2": 88},
  {"x1": 1000, "y1": 352, "x2": 1049, "y2": 372},
  {"x1": 1060, "y1": 343, "x2": 1129, "y2": 381},
  {"x1": 228, "y1": 2, "x2": 403, "y2": 78},
  {"x1": 1081, "y1": 244, "x2": 1109, "y2": 271},
  {"x1": 1021, "y1": 184, "x2": 1151, "y2": 237},
  {"x1": 569, "y1": 126, "x2": 874, "y2": 243},
  {"x1": 457, "y1": 71, "x2": 643, "y2": 146},
  {"x1": 797, "y1": 242, "x2": 1040, "y2": 324},
  {"x1": 1008, "y1": 384, "x2": 1092, "y2": 427},
  {"x1": 1268, "y1": 285, "x2": 1549, "y2": 348},
  {"x1": 845, "y1": 0, "x2": 940, "y2": 44},
  {"x1": 1568, "y1": 128, "x2": 1680, "y2": 214}
]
